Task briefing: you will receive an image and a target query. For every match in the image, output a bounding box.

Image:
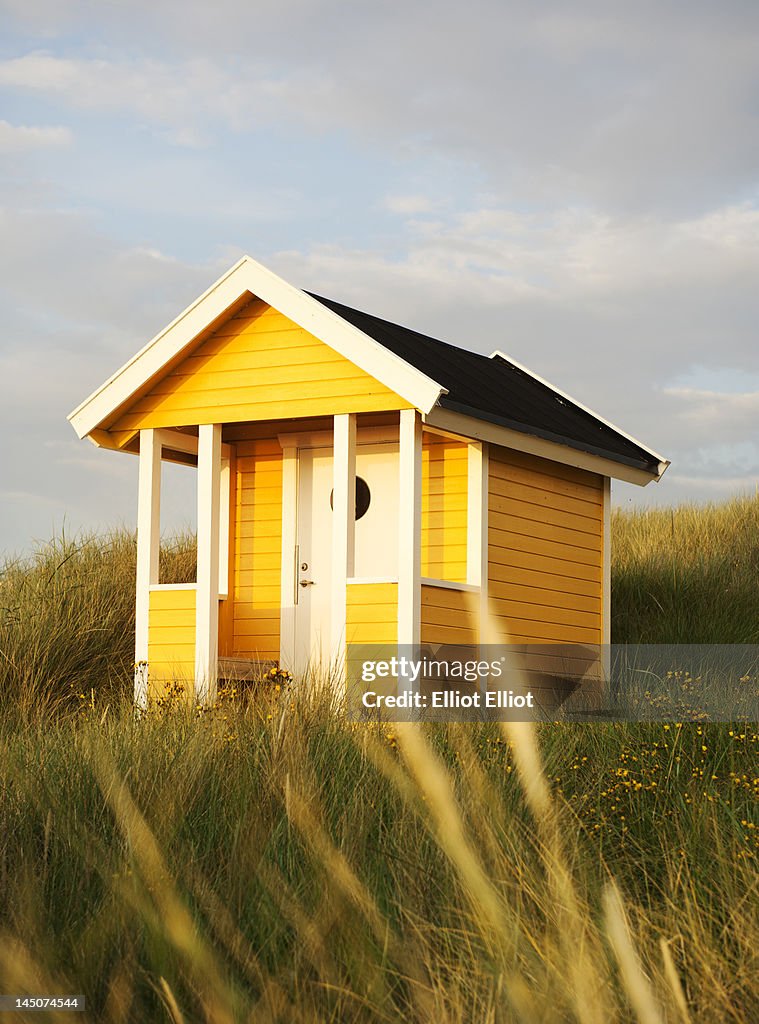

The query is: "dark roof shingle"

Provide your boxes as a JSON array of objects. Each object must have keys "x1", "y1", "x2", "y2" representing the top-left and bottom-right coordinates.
[{"x1": 308, "y1": 292, "x2": 660, "y2": 475}]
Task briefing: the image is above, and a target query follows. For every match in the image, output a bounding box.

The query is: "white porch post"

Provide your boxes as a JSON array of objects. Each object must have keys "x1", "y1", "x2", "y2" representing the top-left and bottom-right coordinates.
[
  {"x1": 331, "y1": 413, "x2": 356, "y2": 677},
  {"x1": 278, "y1": 445, "x2": 298, "y2": 673},
  {"x1": 398, "y1": 409, "x2": 422, "y2": 648},
  {"x1": 602, "y1": 476, "x2": 612, "y2": 683},
  {"x1": 195, "y1": 423, "x2": 222, "y2": 705},
  {"x1": 467, "y1": 441, "x2": 489, "y2": 642},
  {"x1": 135, "y1": 428, "x2": 161, "y2": 709},
  {"x1": 602, "y1": 476, "x2": 611, "y2": 645}
]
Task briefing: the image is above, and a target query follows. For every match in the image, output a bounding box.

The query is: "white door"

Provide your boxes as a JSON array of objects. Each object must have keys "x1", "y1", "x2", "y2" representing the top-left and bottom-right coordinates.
[{"x1": 293, "y1": 442, "x2": 398, "y2": 674}]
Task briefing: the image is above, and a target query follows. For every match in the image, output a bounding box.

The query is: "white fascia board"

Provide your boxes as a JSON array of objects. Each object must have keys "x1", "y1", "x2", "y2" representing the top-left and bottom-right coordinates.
[
  {"x1": 68, "y1": 255, "x2": 446, "y2": 439},
  {"x1": 489, "y1": 349, "x2": 670, "y2": 480},
  {"x1": 68, "y1": 256, "x2": 250, "y2": 439},
  {"x1": 423, "y1": 406, "x2": 660, "y2": 486}
]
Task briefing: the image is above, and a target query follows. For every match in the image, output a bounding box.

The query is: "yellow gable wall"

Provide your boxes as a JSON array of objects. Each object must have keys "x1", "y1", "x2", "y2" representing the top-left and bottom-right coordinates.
[{"x1": 108, "y1": 299, "x2": 411, "y2": 434}]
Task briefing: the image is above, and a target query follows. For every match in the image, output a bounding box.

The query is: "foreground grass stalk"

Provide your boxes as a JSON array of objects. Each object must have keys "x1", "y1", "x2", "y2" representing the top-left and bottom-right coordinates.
[
  {"x1": 394, "y1": 722, "x2": 513, "y2": 952},
  {"x1": 603, "y1": 885, "x2": 665, "y2": 1024},
  {"x1": 93, "y1": 747, "x2": 243, "y2": 1024},
  {"x1": 658, "y1": 937, "x2": 692, "y2": 1024}
]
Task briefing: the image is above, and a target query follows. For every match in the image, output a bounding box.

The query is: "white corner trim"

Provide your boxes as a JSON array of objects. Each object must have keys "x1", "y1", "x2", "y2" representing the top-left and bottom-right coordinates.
[
  {"x1": 279, "y1": 445, "x2": 298, "y2": 672},
  {"x1": 480, "y1": 443, "x2": 489, "y2": 639},
  {"x1": 219, "y1": 455, "x2": 231, "y2": 597},
  {"x1": 602, "y1": 476, "x2": 611, "y2": 646},
  {"x1": 466, "y1": 442, "x2": 483, "y2": 587},
  {"x1": 195, "y1": 424, "x2": 222, "y2": 706},
  {"x1": 135, "y1": 427, "x2": 161, "y2": 709},
  {"x1": 489, "y1": 349, "x2": 670, "y2": 479},
  {"x1": 68, "y1": 255, "x2": 447, "y2": 440},
  {"x1": 398, "y1": 409, "x2": 422, "y2": 647},
  {"x1": 331, "y1": 413, "x2": 356, "y2": 668},
  {"x1": 423, "y1": 406, "x2": 660, "y2": 487},
  {"x1": 466, "y1": 439, "x2": 489, "y2": 642}
]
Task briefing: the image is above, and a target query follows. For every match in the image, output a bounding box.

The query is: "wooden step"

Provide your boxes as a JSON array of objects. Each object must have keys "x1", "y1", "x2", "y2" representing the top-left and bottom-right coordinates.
[{"x1": 218, "y1": 657, "x2": 278, "y2": 682}]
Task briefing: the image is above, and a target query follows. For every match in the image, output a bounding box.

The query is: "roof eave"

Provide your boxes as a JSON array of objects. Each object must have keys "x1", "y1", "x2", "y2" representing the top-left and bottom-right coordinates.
[
  {"x1": 424, "y1": 404, "x2": 663, "y2": 486},
  {"x1": 439, "y1": 398, "x2": 663, "y2": 477},
  {"x1": 489, "y1": 349, "x2": 669, "y2": 475}
]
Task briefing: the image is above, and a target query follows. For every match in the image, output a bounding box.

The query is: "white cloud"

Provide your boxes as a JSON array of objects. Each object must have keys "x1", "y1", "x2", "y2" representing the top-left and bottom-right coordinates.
[
  {"x1": 0, "y1": 52, "x2": 283, "y2": 145},
  {"x1": 384, "y1": 194, "x2": 438, "y2": 215},
  {"x1": 0, "y1": 118, "x2": 71, "y2": 150},
  {"x1": 665, "y1": 474, "x2": 759, "y2": 493},
  {"x1": 1, "y1": 4, "x2": 758, "y2": 210},
  {"x1": 661, "y1": 387, "x2": 759, "y2": 439}
]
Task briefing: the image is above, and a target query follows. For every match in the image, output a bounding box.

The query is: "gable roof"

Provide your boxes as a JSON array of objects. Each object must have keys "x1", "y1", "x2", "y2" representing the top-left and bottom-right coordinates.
[
  {"x1": 309, "y1": 293, "x2": 667, "y2": 478},
  {"x1": 67, "y1": 255, "x2": 446, "y2": 441},
  {"x1": 68, "y1": 254, "x2": 668, "y2": 483}
]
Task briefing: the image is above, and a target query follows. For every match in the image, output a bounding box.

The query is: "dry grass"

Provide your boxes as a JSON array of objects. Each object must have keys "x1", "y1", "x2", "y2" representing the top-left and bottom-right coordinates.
[
  {"x1": 0, "y1": 504, "x2": 756, "y2": 1021},
  {"x1": 0, "y1": 695, "x2": 755, "y2": 1022},
  {"x1": 612, "y1": 494, "x2": 759, "y2": 642}
]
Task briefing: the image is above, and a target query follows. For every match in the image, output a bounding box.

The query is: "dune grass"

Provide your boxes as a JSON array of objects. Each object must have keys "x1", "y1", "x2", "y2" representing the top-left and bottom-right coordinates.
[
  {"x1": 611, "y1": 494, "x2": 759, "y2": 643},
  {"x1": 0, "y1": 696, "x2": 756, "y2": 1022},
  {"x1": 0, "y1": 529, "x2": 195, "y2": 717},
  {"x1": 0, "y1": 497, "x2": 757, "y2": 1022}
]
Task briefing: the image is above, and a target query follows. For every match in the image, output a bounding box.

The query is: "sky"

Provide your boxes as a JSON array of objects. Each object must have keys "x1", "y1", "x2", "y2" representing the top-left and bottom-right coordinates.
[{"x1": 1, "y1": 0, "x2": 759, "y2": 556}]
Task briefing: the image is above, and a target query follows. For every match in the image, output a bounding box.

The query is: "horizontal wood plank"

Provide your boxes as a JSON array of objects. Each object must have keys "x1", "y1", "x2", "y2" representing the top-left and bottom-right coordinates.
[
  {"x1": 488, "y1": 547, "x2": 601, "y2": 583},
  {"x1": 489, "y1": 516, "x2": 601, "y2": 553}
]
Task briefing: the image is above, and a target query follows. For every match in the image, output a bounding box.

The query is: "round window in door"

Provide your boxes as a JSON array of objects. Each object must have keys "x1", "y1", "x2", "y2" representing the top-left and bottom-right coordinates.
[{"x1": 329, "y1": 476, "x2": 371, "y2": 521}]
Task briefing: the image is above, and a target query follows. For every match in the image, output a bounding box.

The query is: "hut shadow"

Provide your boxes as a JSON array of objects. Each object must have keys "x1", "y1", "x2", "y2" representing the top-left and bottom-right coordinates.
[{"x1": 419, "y1": 643, "x2": 605, "y2": 721}]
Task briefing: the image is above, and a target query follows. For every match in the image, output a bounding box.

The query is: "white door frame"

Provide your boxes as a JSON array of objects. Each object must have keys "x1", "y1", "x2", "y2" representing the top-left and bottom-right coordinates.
[{"x1": 278, "y1": 420, "x2": 403, "y2": 675}]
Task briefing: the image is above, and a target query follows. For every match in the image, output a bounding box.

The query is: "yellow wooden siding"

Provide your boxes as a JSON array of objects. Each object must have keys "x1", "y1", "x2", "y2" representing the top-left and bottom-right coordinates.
[
  {"x1": 421, "y1": 434, "x2": 468, "y2": 582},
  {"x1": 346, "y1": 583, "x2": 398, "y2": 645},
  {"x1": 232, "y1": 435, "x2": 282, "y2": 662},
  {"x1": 148, "y1": 587, "x2": 196, "y2": 698},
  {"x1": 487, "y1": 448, "x2": 603, "y2": 644},
  {"x1": 109, "y1": 300, "x2": 411, "y2": 433},
  {"x1": 420, "y1": 584, "x2": 479, "y2": 646}
]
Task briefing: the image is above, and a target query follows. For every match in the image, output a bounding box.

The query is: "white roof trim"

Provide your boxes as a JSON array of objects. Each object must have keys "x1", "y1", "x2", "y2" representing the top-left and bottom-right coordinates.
[
  {"x1": 423, "y1": 406, "x2": 661, "y2": 486},
  {"x1": 68, "y1": 255, "x2": 447, "y2": 439},
  {"x1": 489, "y1": 349, "x2": 670, "y2": 479}
]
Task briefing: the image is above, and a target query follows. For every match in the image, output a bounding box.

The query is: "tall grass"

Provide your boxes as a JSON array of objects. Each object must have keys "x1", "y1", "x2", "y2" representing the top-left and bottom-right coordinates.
[
  {"x1": 0, "y1": 698, "x2": 756, "y2": 1022},
  {"x1": 0, "y1": 530, "x2": 195, "y2": 716},
  {"x1": 0, "y1": 501, "x2": 757, "y2": 1021},
  {"x1": 612, "y1": 494, "x2": 759, "y2": 642}
]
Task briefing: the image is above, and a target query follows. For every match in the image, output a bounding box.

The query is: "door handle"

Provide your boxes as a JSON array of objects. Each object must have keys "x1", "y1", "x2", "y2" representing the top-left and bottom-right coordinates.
[{"x1": 299, "y1": 579, "x2": 315, "y2": 588}]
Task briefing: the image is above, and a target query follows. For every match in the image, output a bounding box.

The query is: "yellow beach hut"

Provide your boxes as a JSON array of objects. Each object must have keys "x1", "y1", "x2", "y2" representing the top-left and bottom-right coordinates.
[{"x1": 68, "y1": 256, "x2": 669, "y2": 706}]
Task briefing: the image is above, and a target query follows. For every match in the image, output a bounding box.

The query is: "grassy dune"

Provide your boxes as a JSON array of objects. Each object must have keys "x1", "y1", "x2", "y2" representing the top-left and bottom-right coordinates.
[
  {"x1": 612, "y1": 495, "x2": 759, "y2": 643},
  {"x1": 0, "y1": 499, "x2": 757, "y2": 1022}
]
